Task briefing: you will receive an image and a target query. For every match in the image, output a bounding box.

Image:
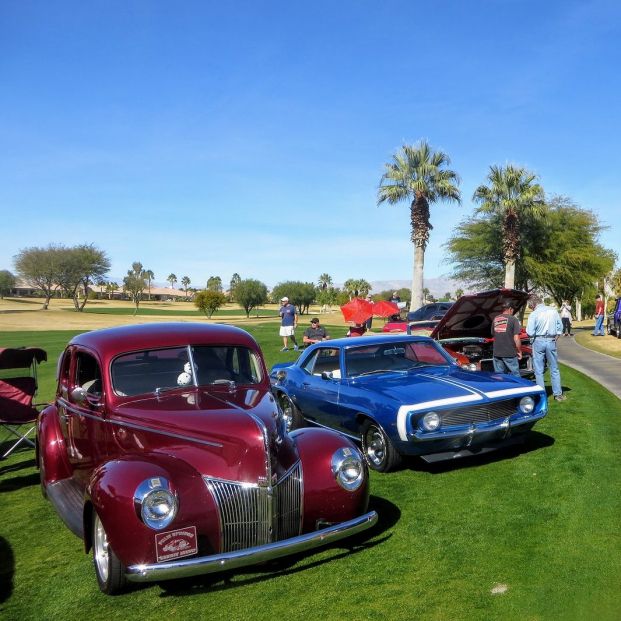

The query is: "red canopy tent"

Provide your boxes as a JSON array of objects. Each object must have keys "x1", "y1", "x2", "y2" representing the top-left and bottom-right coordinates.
[
  {"x1": 340, "y1": 298, "x2": 373, "y2": 324},
  {"x1": 0, "y1": 347, "x2": 47, "y2": 459},
  {"x1": 372, "y1": 300, "x2": 400, "y2": 318}
]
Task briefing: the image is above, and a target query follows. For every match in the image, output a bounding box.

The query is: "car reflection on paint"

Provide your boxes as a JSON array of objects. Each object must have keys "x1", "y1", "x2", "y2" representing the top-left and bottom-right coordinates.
[{"x1": 271, "y1": 334, "x2": 547, "y2": 472}]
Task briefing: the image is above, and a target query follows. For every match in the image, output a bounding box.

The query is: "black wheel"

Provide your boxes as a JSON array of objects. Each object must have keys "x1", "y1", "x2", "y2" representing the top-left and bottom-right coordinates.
[
  {"x1": 617, "y1": 321, "x2": 621, "y2": 339},
  {"x1": 361, "y1": 420, "x2": 402, "y2": 472},
  {"x1": 278, "y1": 393, "x2": 305, "y2": 431},
  {"x1": 93, "y1": 512, "x2": 127, "y2": 595}
]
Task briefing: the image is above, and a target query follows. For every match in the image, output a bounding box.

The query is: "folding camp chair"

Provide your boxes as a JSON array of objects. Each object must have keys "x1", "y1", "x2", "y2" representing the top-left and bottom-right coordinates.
[{"x1": 0, "y1": 347, "x2": 47, "y2": 459}]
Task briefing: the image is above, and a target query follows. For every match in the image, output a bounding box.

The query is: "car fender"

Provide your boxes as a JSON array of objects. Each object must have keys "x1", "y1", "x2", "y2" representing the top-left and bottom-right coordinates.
[
  {"x1": 85, "y1": 454, "x2": 220, "y2": 567},
  {"x1": 37, "y1": 404, "x2": 72, "y2": 488},
  {"x1": 290, "y1": 427, "x2": 369, "y2": 532}
]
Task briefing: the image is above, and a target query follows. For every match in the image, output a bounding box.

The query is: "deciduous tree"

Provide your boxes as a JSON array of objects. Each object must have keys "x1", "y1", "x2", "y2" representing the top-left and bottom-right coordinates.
[
  {"x1": 0, "y1": 270, "x2": 16, "y2": 298},
  {"x1": 234, "y1": 279, "x2": 268, "y2": 318},
  {"x1": 194, "y1": 290, "x2": 227, "y2": 318}
]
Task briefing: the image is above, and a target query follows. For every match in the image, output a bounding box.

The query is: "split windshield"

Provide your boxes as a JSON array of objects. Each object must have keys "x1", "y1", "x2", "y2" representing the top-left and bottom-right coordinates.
[{"x1": 111, "y1": 345, "x2": 263, "y2": 396}]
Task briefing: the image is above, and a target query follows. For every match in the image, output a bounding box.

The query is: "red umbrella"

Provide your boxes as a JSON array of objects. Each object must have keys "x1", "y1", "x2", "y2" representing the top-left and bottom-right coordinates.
[
  {"x1": 340, "y1": 298, "x2": 373, "y2": 324},
  {"x1": 372, "y1": 300, "x2": 400, "y2": 318}
]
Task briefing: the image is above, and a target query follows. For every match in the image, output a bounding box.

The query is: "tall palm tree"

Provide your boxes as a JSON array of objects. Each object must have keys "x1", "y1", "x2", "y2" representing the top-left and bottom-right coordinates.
[
  {"x1": 167, "y1": 273, "x2": 177, "y2": 289},
  {"x1": 378, "y1": 141, "x2": 461, "y2": 310},
  {"x1": 317, "y1": 273, "x2": 333, "y2": 290},
  {"x1": 472, "y1": 165, "x2": 544, "y2": 289},
  {"x1": 181, "y1": 276, "x2": 191, "y2": 298},
  {"x1": 144, "y1": 269, "x2": 154, "y2": 300}
]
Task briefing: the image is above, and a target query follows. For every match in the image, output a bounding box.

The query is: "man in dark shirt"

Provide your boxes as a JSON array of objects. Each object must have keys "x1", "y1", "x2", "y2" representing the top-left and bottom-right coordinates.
[
  {"x1": 491, "y1": 300, "x2": 522, "y2": 377},
  {"x1": 303, "y1": 318, "x2": 330, "y2": 345}
]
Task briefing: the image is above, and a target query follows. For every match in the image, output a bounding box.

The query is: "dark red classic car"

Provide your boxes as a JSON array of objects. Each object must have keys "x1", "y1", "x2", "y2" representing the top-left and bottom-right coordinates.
[{"x1": 37, "y1": 323, "x2": 377, "y2": 594}]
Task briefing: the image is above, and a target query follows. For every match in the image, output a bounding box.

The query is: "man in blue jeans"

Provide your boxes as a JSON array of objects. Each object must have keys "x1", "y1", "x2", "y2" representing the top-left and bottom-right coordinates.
[
  {"x1": 592, "y1": 294, "x2": 605, "y2": 336},
  {"x1": 526, "y1": 294, "x2": 565, "y2": 402}
]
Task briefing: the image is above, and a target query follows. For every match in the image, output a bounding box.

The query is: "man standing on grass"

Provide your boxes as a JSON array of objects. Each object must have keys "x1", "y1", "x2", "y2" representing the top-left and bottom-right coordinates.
[
  {"x1": 526, "y1": 294, "x2": 565, "y2": 402},
  {"x1": 593, "y1": 294, "x2": 605, "y2": 336},
  {"x1": 279, "y1": 297, "x2": 299, "y2": 352},
  {"x1": 492, "y1": 300, "x2": 522, "y2": 377}
]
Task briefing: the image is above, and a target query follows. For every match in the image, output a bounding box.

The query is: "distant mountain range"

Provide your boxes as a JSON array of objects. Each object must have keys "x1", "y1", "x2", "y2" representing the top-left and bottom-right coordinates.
[{"x1": 364, "y1": 277, "x2": 473, "y2": 299}]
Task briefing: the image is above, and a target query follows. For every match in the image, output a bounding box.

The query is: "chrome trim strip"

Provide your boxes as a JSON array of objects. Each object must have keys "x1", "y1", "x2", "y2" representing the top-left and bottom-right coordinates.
[
  {"x1": 57, "y1": 399, "x2": 223, "y2": 448},
  {"x1": 125, "y1": 511, "x2": 378, "y2": 583}
]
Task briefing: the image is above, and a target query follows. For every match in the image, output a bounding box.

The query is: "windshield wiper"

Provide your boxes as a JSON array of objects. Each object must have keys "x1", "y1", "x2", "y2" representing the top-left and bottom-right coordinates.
[{"x1": 355, "y1": 369, "x2": 406, "y2": 377}]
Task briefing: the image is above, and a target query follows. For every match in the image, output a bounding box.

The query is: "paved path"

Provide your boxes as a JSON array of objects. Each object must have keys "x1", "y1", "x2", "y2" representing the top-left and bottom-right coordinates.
[{"x1": 556, "y1": 329, "x2": 621, "y2": 400}]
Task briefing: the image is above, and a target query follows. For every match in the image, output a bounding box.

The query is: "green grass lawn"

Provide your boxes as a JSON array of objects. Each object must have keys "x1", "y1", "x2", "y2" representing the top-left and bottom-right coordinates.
[
  {"x1": 67, "y1": 306, "x2": 279, "y2": 317},
  {"x1": 1, "y1": 325, "x2": 620, "y2": 620}
]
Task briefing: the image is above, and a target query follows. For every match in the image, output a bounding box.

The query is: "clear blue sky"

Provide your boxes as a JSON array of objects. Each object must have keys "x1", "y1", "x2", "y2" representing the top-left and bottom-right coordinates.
[{"x1": 1, "y1": 0, "x2": 619, "y2": 289}]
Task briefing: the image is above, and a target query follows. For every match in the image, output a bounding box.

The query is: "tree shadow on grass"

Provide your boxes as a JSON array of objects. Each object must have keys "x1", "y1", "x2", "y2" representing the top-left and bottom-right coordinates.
[
  {"x1": 0, "y1": 536, "x2": 14, "y2": 604},
  {"x1": 0, "y1": 457, "x2": 36, "y2": 477},
  {"x1": 0, "y1": 472, "x2": 39, "y2": 494},
  {"x1": 400, "y1": 430, "x2": 555, "y2": 475},
  {"x1": 158, "y1": 495, "x2": 399, "y2": 598}
]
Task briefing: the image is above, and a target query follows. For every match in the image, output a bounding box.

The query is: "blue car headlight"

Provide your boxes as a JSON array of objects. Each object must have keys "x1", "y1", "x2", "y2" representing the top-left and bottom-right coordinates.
[
  {"x1": 134, "y1": 477, "x2": 178, "y2": 530},
  {"x1": 519, "y1": 396, "x2": 535, "y2": 414},
  {"x1": 421, "y1": 411, "x2": 441, "y2": 431},
  {"x1": 331, "y1": 447, "x2": 365, "y2": 491}
]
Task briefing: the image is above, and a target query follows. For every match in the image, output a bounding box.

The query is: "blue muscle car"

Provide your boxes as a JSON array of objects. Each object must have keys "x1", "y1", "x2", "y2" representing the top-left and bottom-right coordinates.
[{"x1": 270, "y1": 335, "x2": 547, "y2": 471}]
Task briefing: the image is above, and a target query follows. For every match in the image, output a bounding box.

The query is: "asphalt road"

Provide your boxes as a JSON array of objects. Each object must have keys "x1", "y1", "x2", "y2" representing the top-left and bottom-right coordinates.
[{"x1": 556, "y1": 329, "x2": 621, "y2": 400}]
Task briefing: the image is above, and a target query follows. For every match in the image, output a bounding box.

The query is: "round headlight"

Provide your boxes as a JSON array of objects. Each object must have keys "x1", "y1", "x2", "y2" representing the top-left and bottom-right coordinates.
[
  {"x1": 331, "y1": 447, "x2": 365, "y2": 491},
  {"x1": 519, "y1": 396, "x2": 535, "y2": 414},
  {"x1": 461, "y1": 363, "x2": 477, "y2": 372},
  {"x1": 421, "y1": 411, "x2": 441, "y2": 431},
  {"x1": 134, "y1": 477, "x2": 178, "y2": 530}
]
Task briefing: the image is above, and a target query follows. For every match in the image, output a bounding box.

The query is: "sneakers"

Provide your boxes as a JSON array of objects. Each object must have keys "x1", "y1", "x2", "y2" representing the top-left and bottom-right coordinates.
[
  {"x1": 280, "y1": 347, "x2": 288, "y2": 352},
  {"x1": 293, "y1": 345, "x2": 299, "y2": 351},
  {"x1": 553, "y1": 394, "x2": 567, "y2": 402}
]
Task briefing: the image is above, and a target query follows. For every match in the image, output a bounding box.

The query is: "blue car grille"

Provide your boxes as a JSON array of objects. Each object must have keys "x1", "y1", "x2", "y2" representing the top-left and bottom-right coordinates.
[
  {"x1": 204, "y1": 461, "x2": 303, "y2": 552},
  {"x1": 441, "y1": 399, "x2": 519, "y2": 426}
]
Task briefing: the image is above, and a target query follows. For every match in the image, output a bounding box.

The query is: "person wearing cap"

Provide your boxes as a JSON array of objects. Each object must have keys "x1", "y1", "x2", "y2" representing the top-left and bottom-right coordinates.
[
  {"x1": 279, "y1": 297, "x2": 299, "y2": 351},
  {"x1": 491, "y1": 300, "x2": 522, "y2": 377},
  {"x1": 303, "y1": 318, "x2": 330, "y2": 345}
]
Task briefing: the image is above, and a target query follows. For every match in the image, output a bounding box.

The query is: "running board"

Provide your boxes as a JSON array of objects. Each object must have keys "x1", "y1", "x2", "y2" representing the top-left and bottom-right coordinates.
[{"x1": 46, "y1": 479, "x2": 84, "y2": 539}]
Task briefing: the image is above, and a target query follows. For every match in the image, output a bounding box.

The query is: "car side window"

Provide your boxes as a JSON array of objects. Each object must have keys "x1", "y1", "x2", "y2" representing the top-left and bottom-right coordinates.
[
  {"x1": 301, "y1": 348, "x2": 341, "y2": 377},
  {"x1": 73, "y1": 351, "x2": 103, "y2": 401}
]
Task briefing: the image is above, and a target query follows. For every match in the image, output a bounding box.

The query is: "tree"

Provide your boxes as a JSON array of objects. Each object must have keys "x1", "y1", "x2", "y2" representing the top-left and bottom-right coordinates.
[
  {"x1": 422, "y1": 287, "x2": 431, "y2": 303},
  {"x1": 229, "y1": 273, "x2": 241, "y2": 300},
  {"x1": 144, "y1": 269, "x2": 154, "y2": 300},
  {"x1": 234, "y1": 279, "x2": 268, "y2": 318},
  {"x1": 123, "y1": 263, "x2": 146, "y2": 314},
  {"x1": 54, "y1": 244, "x2": 110, "y2": 312},
  {"x1": 271, "y1": 281, "x2": 316, "y2": 315},
  {"x1": 317, "y1": 273, "x2": 333, "y2": 290},
  {"x1": 378, "y1": 141, "x2": 461, "y2": 311},
  {"x1": 181, "y1": 276, "x2": 191, "y2": 298},
  {"x1": 167, "y1": 273, "x2": 177, "y2": 289},
  {"x1": 472, "y1": 165, "x2": 545, "y2": 289},
  {"x1": 14, "y1": 244, "x2": 63, "y2": 309},
  {"x1": 316, "y1": 285, "x2": 338, "y2": 310},
  {"x1": 343, "y1": 278, "x2": 371, "y2": 299},
  {"x1": 0, "y1": 270, "x2": 16, "y2": 298},
  {"x1": 455, "y1": 288, "x2": 464, "y2": 299},
  {"x1": 105, "y1": 281, "x2": 119, "y2": 299},
  {"x1": 206, "y1": 276, "x2": 223, "y2": 293},
  {"x1": 194, "y1": 290, "x2": 227, "y2": 318}
]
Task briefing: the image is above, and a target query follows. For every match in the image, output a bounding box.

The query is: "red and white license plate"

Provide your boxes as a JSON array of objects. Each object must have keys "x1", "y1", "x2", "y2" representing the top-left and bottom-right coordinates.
[{"x1": 155, "y1": 526, "x2": 198, "y2": 562}]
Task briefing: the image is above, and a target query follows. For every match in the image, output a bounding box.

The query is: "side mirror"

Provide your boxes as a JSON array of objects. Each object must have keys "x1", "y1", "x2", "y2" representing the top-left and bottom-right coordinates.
[
  {"x1": 321, "y1": 371, "x2": 334, "y2": 380},
  {"x1": 70, "y1": 386, "x2": 87, "y2": 404}
]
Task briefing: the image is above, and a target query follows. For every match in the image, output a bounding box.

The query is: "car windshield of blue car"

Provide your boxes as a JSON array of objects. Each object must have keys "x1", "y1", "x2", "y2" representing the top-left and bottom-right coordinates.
[
  {"x1": 111, "y1": 345, "x2": 262, "y2": 396},
  {"x1": 345, "y1": 341, "x2": 450, "y2": 377}
]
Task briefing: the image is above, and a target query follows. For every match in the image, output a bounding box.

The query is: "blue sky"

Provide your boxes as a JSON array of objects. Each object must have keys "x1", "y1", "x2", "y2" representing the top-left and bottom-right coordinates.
[{"x1": 1, "y1": 0, "x2": 619, "y2": 290}]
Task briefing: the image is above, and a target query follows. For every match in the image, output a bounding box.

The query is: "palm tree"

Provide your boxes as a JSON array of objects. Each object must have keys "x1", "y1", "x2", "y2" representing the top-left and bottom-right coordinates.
[
  {"x1": 167, "y1": 273, "x2": 177, "y2": 289},
  {"x1": 422, "y1": 287, "x2": 431, "y2": 303},
  {"x1": 378, "y1": 141, "x2": 461, "y2": 311},
  {"x1": 144, "y1": 269, "x2": 154, "y2": 300},
  {"x1": 472, "y1": 165, "x2": 545, "y2": 289},
  {"x1": 317, "y1": 273, "x2": 333, "y2": 290},
  {"x1": 181, "y1": 276, "x2": 191, "y2": 298}
]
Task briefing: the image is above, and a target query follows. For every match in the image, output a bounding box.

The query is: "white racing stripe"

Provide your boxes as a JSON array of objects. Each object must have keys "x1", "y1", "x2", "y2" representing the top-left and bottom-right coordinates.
[
  {"x1": 483, "y1": 386, "x2": 545, "y2": 398},
  {"x1": 397, "y1": 394, "x2": 483, "y2": 441}
]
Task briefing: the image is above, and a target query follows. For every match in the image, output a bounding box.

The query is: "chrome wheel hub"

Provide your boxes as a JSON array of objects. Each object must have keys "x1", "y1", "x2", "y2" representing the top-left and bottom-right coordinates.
[
  {"x1": 366, "y1": 428, "x2": 385, "y2": 466},
  {"x1": 94, "y1": 515, "x2": 109, "y2": 582}
]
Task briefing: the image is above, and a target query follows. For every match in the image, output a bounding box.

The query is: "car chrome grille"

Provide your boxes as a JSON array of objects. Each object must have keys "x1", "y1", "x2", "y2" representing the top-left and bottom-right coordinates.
[
  {"x1": 441, "y1": 399, "x2": 518, "y2": 426},
  {"x1": 204, "y1": 461, "x2": 302, "y2": 552}
]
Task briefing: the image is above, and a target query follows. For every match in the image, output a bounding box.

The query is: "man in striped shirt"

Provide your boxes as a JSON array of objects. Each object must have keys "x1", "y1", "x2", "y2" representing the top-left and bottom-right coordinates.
[{"x1": 526, "y1": 294, "x2": 566, "y2": 402}]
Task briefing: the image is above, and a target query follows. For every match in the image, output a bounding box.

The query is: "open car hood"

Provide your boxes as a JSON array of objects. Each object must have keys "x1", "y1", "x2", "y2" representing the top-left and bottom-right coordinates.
[{"x1": 429, "y1": 289, "x2": 529, "y2": 341}]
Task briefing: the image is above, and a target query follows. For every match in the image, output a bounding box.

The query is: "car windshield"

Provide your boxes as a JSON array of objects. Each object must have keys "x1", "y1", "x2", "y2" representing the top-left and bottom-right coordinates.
[
  {"x1": 111, "y1": 345, "x2": 263, "y2": 396},
  {"x1": 345, "y1": 341, "x2": 450, "y2": 377}
]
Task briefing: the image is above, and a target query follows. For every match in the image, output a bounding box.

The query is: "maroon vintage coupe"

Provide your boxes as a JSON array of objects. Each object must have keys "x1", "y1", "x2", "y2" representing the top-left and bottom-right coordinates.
[{"x1": 37, "y1": 323, "x2": 377, "y2": 594}]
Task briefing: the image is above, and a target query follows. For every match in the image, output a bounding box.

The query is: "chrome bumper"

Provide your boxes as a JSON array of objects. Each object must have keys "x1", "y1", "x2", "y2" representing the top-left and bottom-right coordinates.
[{"x1": 125, "y1": 511, "x2": 378, "y2": 583}]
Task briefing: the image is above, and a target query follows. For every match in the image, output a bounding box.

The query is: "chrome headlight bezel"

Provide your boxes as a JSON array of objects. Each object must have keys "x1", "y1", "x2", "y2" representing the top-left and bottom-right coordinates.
[
  {"x1": 461, "y1": 363, "x2": 477, "y2": 372},
  {"x1": 421, "y1": 411, "x2": 441, "y2": 431},
  {"x1": 331, "y1": 447, "x2": 365, "y2": 491},
  {"x1": 134, "y1": 477, "x2": 178, "y2": 530},
  {"x1": 519, "y1": 396, "x2": 535, "y2": 414}
]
